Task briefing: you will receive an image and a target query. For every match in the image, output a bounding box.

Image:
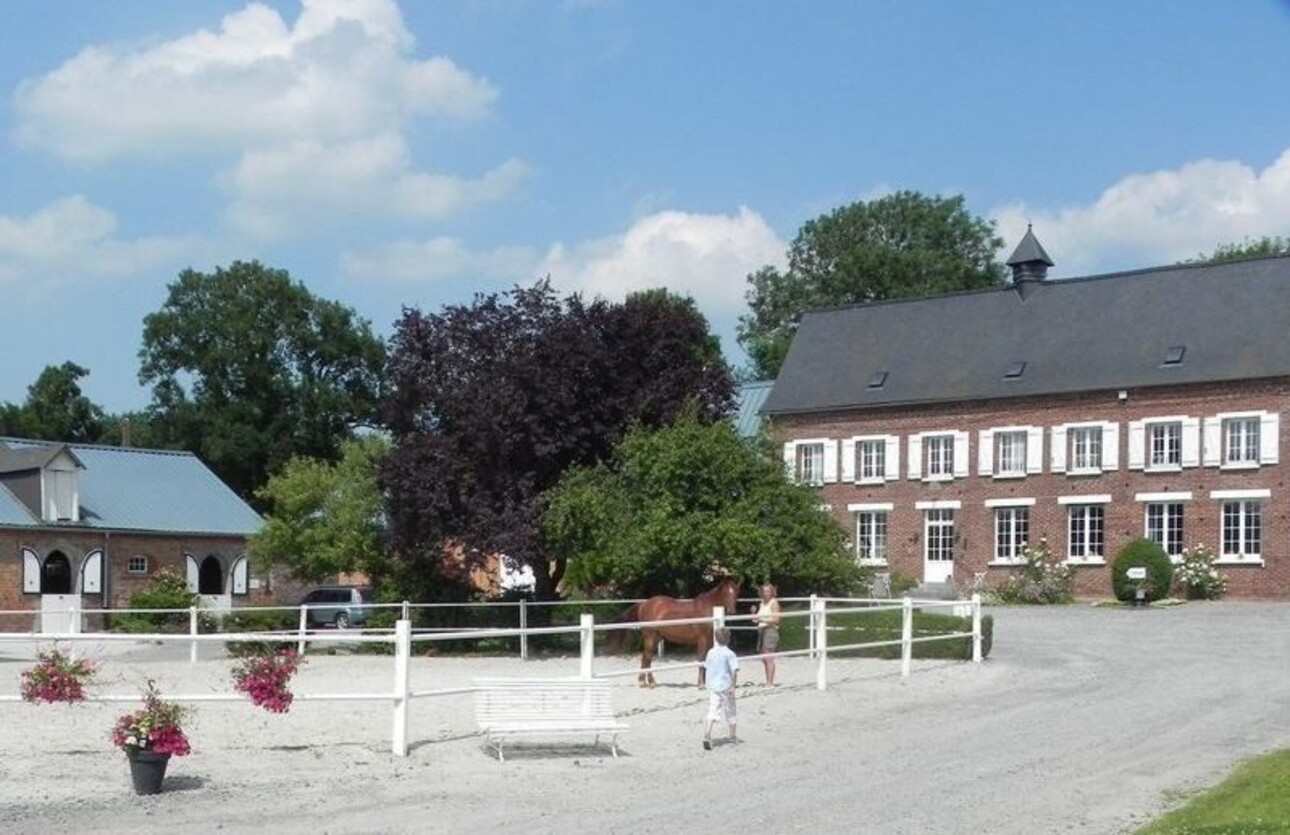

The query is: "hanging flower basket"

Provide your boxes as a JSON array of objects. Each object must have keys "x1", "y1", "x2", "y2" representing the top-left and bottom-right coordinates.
[
  {"x1": 20, "y1": 647, "x2": 98, "y2": 704},
  {"x1": 233, "y1": 647, "x2": 305, "y2": 713}
]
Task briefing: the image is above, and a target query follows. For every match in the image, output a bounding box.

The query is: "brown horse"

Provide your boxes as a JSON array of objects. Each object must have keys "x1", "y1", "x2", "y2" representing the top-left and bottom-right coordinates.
[{"x1": 614, "y1": 577, "x2": 740, "y2": 688}]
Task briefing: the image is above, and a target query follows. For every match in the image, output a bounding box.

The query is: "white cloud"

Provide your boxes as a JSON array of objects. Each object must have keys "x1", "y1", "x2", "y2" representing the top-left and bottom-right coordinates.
[
  {"x1": 12, "y1": 0, "x2": 496, "y2": 162},
  {"x1": 339, "y1": 206, "x2": 786, "y2": 314},
  {"x1": 993, "y1": 149, "x2": 1290, "y2": 276},
  {"x1": 540, "y1": 207, "x2": 786, "y2": 313},
  {"x1": 0, "y1": 197, "x2": 199, "y2": 287}
]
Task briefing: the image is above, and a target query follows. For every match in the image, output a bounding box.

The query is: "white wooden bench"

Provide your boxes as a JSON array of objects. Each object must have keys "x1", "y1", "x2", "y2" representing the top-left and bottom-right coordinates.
[{"x1": 473, "y1": 677, "x2": 629, "y2": 762}]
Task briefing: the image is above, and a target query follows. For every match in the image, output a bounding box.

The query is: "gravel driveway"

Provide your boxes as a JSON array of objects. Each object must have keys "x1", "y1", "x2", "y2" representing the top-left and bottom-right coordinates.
[{"x1": 2, "y1": 602, "x2": 1288, "y2": 834}]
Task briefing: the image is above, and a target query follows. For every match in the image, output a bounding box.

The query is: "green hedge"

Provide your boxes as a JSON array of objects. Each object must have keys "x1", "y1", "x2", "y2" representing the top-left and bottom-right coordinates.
[{"x1": 1112, "y1": 538, "x2": 1174, "y2": 603}]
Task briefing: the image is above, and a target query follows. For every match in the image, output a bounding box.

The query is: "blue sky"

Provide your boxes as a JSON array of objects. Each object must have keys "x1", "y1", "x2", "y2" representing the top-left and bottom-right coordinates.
[{"x1": 3, "y1": 0, "x2": 1290, "y2": 413}]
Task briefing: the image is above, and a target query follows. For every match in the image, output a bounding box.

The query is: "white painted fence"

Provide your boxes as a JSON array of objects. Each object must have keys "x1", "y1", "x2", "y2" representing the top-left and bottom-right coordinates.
[{"x1": 0, "y1": 595, "x2": 983, "y2": 757}]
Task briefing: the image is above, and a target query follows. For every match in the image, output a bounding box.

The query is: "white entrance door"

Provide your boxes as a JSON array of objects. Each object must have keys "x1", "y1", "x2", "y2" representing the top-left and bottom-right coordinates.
[
  {"x1": 923, "y1": 508, "x2": 956, "y2": 584},
  {"x1": 40, "y1": 594, "x2": 82, "y2": 634},
  {"x1": 200, "y1": 594, "x2": 232, "y2": 613}
]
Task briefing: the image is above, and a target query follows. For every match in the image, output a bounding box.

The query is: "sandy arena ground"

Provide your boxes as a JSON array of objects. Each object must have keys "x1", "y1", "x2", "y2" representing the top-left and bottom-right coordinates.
[{"x1": 2, "y1": 602, "x2": 1289, "y2": 835}]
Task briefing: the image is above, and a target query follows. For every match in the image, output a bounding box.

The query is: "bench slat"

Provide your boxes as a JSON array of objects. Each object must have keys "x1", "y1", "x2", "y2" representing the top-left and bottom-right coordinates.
[{"x1": 473, "y1": 677, "x2": 627, "y2": 761}]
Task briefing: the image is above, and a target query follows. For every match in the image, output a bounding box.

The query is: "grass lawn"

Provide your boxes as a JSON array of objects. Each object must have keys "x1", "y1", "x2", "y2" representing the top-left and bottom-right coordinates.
[{"x1": 1137, "y1": 748, "x2": 1290, "y2": 833}]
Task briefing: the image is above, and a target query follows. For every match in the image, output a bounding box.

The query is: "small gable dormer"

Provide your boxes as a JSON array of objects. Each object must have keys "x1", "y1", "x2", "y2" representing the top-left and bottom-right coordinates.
[{"x1": 0, "y1": 442, "x2": 85, "y2": 523}]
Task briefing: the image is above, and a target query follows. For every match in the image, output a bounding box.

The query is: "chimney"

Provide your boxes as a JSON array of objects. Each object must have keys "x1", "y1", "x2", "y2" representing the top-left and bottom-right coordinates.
[{"x1": 1005, "y1": 224, "x2": 1055, "y2": 293}]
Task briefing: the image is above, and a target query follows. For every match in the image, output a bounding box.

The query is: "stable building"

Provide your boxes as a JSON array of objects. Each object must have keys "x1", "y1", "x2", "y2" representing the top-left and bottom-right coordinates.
[
  {"x1": 0, "y1": 437, "x2": 264, "y2": 630},
  {"x1": 762, "y1": 231, "x2": 1290, "y2": 598}
]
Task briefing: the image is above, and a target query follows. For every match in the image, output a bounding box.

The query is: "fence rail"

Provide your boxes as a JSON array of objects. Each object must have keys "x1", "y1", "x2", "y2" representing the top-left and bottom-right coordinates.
[{"x1": 1, "y1": 594, "x2": 983, "y2": 756}]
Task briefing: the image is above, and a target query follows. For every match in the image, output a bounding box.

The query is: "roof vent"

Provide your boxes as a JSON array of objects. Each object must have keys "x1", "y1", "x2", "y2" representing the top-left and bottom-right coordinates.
[
  {"x1": 1163, "y1": 346, "x2": 1186, "y2": 367},
  {"x1": 867, "y1": 371, "x2": 889, "y2": 389},
  {"x1": 1005, "y1": 224, "x2": 1055, "y2": 286},
  {"x1": 1004, "y1": 361, "x2": 1027, "y2": 380}
]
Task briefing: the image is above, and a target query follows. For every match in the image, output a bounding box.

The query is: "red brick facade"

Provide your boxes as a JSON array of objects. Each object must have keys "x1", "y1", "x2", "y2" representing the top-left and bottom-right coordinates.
[{"x1": 772, "y1": 377, "x2": 1290, "y2": 599}]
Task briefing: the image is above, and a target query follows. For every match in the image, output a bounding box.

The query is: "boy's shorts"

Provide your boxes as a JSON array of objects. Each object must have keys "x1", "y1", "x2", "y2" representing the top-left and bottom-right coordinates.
[{"x1": 706, "y1": 688, "x2": 736, "y2": 723}]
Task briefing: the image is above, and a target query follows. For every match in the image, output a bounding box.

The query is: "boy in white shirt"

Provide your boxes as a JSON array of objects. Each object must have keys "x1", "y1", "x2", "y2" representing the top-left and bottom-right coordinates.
[{"x1": 702, "y1": 627, "x2": 738, "y2": 750}]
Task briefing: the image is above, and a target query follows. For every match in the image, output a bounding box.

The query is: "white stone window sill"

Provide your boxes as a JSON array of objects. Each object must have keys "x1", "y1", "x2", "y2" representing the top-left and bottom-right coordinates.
[
  {"x1": 992, "y1": 472, "x2": 1027, "y2": 480},
  {"x1": 1219, "y1": 461, "x2": 1260, "y2": 471},
  {"x1": 988, "y1": 559, "x2": 1026, "y2": 567},
  {"x1": 923, "y1": 474, "x2": 955, "y2": 483},
  {"x1": 1214, "y1": 557, "x2": 1265, "y2": 567},
  {"x1": 1064, "y1": 557, "x2": 1106, "y2": 566},
  {"x1": 1145, "y1": 465, "x2": 1183, "y2": 474},
  {"x1": 855, "y1": 477, "x2": 887, "y2": 486},
  {"x1": 858, "y1": 559, "x2": 889, "y2": 567},
  {"x1": 1067, "y1": 468, "x2": 1102, "y2": 477}
]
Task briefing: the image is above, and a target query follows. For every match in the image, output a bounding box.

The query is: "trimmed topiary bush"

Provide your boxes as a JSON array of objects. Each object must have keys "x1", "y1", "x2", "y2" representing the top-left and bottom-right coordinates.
[{"x1": 1111, "y1": 538, "x2": 1174, "y2": 603}]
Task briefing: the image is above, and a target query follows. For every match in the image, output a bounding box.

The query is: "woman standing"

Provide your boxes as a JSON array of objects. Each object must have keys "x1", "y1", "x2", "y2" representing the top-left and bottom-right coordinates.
[{"x1": 754, "y1": 583, "x2": 782, "y2": 686}]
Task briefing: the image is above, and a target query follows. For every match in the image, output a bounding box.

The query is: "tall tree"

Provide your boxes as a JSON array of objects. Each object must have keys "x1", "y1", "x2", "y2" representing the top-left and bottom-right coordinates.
[
  {"x1": 251, "y1": 436, "x2": 390, "y2": 583},
  {"x1": 738, "y1": 191, "x2": 1006, "y2": 378},
  {"x1": 4, "y1": 362, "x2": 106, "y2": 442},
  {"x1": 381, "y1": 281, "x2": 734, "y2": 602},
  {"x1": 139, "y1": 261, "x2": 386, "y2": 503},
  {"x1": 543, "y1": 408, "x2": 862, "y2": 598}
]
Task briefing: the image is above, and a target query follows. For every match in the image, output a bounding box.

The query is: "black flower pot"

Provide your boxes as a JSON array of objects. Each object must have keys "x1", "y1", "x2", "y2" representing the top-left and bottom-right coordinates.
[{"x1": 125, "y1": 748, "x2": 171, "y2": 795}]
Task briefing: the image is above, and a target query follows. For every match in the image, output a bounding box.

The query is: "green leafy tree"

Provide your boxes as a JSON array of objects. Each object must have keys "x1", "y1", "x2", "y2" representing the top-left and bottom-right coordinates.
[
  {"x1": 3, "y1": 362, "x2": 106, "y2": 442},
  {"x1": 251, "y1": 436, "x2": 390, "y2": 584},
  {"x1": 543, "y1": 408, "x2": 862, "y2": 598},
  {"x1": 738, "y1": 191, "x2": 1006, "y2": 378},
  {"x1": 1189, "y1": 235, "x2": 1290, "y2": 264},
  {"x1": 139, "y1": 261, "x2": 386, "y2": 505}
]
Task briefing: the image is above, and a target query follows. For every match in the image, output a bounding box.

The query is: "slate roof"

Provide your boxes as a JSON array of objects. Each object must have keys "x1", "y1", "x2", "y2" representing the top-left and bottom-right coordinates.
[
  {"x1": 0, "y1": 443, "x2": 83, "y2": 474},
  {"x1": 0, "y1": 438, "x2": 262, "y2": 535},
  {"x1": 733, "y1": 381, "x2": 774, "y2": 438},
  {"x1": 762, "y1": 254, "x2": 1290, "y2": 415}
]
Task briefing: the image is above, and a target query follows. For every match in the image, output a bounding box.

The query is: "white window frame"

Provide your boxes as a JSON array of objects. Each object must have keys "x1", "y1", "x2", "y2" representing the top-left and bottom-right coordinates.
[
  {"x1": 991, "y1": 506, "x2": 1030, "y2": 564},
  {"x1": 1053, "y1": 421, "x2": 1119, "y2": 474},
  {"x1": 980, "y1": 425, "x2": 1043, "y2": 478},
  {"x1": 127, "y1": 556, "x2": 149, "y2": 575},
  {"x1": 783, "y1": 438, "x2": 838, "y2": 486},
  {"x1": 909, "y1": 431, "x2": 967, "y2": 481},
  {"x1": 1148, "y1": 421, "x2": 1182, "y2": 470},
  {"x1": 995, "y1": 431, "x2": 1028, "y2": 478},
  {"x1": 924, "y1": 508, "x2": 956, "y2": 562},
  {"x1": 1129, "y1": 416, "x2": 1199, "y2": 471},
  {"x1": 1219, "y1": 499, "x2": 1263, "y2": 563},
  {"x1": 1069, "y1": 425, "x2": 1103, "y2": 473},
  {"x1": 842, "y1": 435, "x2": 899, "y2": 484},
  {"x1": 1144, "y1": 501, "x2": 1186, "y2": 560},
  {"x1": 1204, "y1": 411, "x2": 1279, "y2": 469},
  {"x1": 1066, "y1": 505, "x2": 1105, "y2": 564},
  {"x1": 925, "y1": 433, "x2": 955, "y2": 480},
  {"x1": 851, "y1": 506, "x2": 890, "y2": 566}
]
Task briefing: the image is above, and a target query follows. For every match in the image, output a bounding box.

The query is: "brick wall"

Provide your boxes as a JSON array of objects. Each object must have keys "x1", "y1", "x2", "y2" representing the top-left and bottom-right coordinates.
[{"x1": 771, "y1": 378, "x2": 1290, "y2": 599}]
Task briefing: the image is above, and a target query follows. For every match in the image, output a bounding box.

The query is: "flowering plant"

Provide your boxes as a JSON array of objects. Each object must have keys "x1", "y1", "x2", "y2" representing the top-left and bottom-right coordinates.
[
  {"x1": 232, "y1": 647, "x2": 305, "y2": 713},
  {"x1": 111, "y1": 680, "x2": 192, "y2": 756},
  {"x1": 1175, "y1": 544, "x2": 1228, "y2": 600},
  {"x1": 20, "y1": 647, "x2": 98, "y2": 704},
  {"x1": 993, "y1": 538, "x2": 1076, "y2": 604}
]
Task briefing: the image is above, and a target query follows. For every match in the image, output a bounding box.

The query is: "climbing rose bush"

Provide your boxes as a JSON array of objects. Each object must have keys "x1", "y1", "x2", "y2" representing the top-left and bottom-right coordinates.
[
  {"x1": 20, "y1": 647, "x2": 98, "y2": 704},
  {"x1": 1174, "y1": 544, "x2": 1228, "y2": 600},
  {"x1": 233, "y1": 647, "x2": 305, "y2": 713}
]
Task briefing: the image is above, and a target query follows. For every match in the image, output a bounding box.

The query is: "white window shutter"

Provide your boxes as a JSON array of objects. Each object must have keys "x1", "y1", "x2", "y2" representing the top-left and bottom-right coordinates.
[
  {"x1": 1102, "y1": 422, "x2": 1120, "y2": 470},
  {"x1": 1026, "y1": 426, "x2": 1044, "y2": 473},
  {"x1": 80, "y1": 549, "x2": 102, "y2": 594},
  {"x1": 231, "y1": 556, "x2": 249, "y2": 596},
  {"x1": 908, "y1": 434, "x2": 923, "y2": 480},
  {"x1": 1260, "y1": 412, "x2": 1280, "y2": 464},
  {"x1": 840, "y1": 439, "x2": 856, "y2": 483},
  {"x1": 1202, "y1": 418, "x2": 1222, "y2": 467},
  {"x1": 884, "y1": 435, "x2": 900, "y2": 480},
  {"x1": 1181, "y1": 417, "x2": 1200, "y2": 468},
  {"x1": 822, "y1": 440, "x2": 839, "y2": 483},
  {"x1": 977, "y1": 429, "x2": 995, "y2": 476},
  {"x1": 953, "y1": 432, "x2": 970, "y2": 478},
  {"x1": 1128, "y1": 420, "x2": 1145, "y2": 470},
  {"x1": 185, "y1": 554, "x2": 199, "y2": 594},
  {"x1": 23, "y1": 548, "x2": 40, "y2": 594},
  {"x1": 782, "y1": 442, "x2": 796, "y2": 478},
  {"x1": 1051, "y1": 425, "x2": 1068, "y2": 473}
]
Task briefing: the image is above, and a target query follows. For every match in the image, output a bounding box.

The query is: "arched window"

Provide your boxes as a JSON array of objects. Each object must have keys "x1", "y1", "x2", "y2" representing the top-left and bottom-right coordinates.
[
  {"x1": 198, "y1": 555, "x2": 224, "y2": 595},
  {"x1": 42, "y1": 551, "x2": 73, "y2": 595}
]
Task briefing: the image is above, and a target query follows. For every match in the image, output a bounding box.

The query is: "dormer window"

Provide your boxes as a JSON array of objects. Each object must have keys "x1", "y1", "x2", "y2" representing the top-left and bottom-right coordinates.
[{"x1": 42, "y1": 453, "x2": 81, "y2": 522}]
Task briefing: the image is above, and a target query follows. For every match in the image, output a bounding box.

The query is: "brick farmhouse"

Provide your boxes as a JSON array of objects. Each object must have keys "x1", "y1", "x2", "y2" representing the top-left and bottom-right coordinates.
[
  {"x1": 1, "y1": 437, "x2": 264, "y2": 630},
  {"x1": 762, "y1": 231, "x2": 1290, "y2": 599}
]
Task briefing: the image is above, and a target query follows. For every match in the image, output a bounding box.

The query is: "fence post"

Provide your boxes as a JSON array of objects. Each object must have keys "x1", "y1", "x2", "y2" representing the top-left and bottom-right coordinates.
[
  {"x1": 713, "y1": 605, "x2": 726, "y2": 634},
  {"x1": 900, "y1": 596, "x2": 913, "y2": 678},
  {"x1": 391, "y1": 619, "x2": 411, "y2": 757},
  {"x1": 189, "y1": 606, "x2": 199, "y2": 664},
  {"x1": 971, "y1": 593, "x2": 983, "y2": 663},
  {"x1": 519, "y1": 599, "x2": 529, "y2": 661},
  {"x1": 67, "y1": 605, "x2": 80, "y2": 660},
  {"x1": 297, "y1": 605, "x2": 309, "y2": 656},
  {"x1": 579, "y1": 613, "x2": 595, "y2": 679},
  {"x1": 402, "y1": 600, "x2": 410, "y2": 621},
  {"x1": 808, "y1": 594, "x2": 819, "y2": 659},
  {"x1": 812, "y1": 597, "x2": 828, "y2": 690}
]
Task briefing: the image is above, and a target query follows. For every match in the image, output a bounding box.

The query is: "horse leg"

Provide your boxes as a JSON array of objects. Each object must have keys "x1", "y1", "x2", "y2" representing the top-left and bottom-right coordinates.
[{"x1": 639, "y1": 630, "x2": 657, "y2": 688}]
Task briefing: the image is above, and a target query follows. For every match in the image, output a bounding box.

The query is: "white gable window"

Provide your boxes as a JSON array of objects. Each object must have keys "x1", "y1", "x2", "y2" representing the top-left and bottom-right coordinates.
[
  {"x1": 1052, "y1": 421, "x2": 1119, "y2": 474},
  {"x1": 782, "y1": 439, "x2": 837, "y2": 486},
  {"x1": 980, "y1": 426, "x2": 1043, "y2": 478},
  {"x1": 841, "y1": 435, "x2": 900, "y2": 483},
  {"x1": 42, "y1": 454, "x2": 80, "y2": 522},
  {"x1": 1202, "y1": 411, "x2": 1279, "y2": 469},
  {"x1": 1128, "y1": 417, "x2": 1199, "y2": 471},
  {"x1": 910, "y1": 431, "x2": 967, "y2": 482}
]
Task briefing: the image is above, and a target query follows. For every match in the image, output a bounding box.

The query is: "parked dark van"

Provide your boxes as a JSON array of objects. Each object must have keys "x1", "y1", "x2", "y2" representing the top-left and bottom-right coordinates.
[{"x1": 299, "y1": 586, "x2": 374, "y2": 629}]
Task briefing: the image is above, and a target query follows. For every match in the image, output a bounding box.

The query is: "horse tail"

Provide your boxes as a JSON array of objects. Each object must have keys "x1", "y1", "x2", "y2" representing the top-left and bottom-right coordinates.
[{"x1": 605, "y1": 601, "x2": 643, "y2": 655}]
